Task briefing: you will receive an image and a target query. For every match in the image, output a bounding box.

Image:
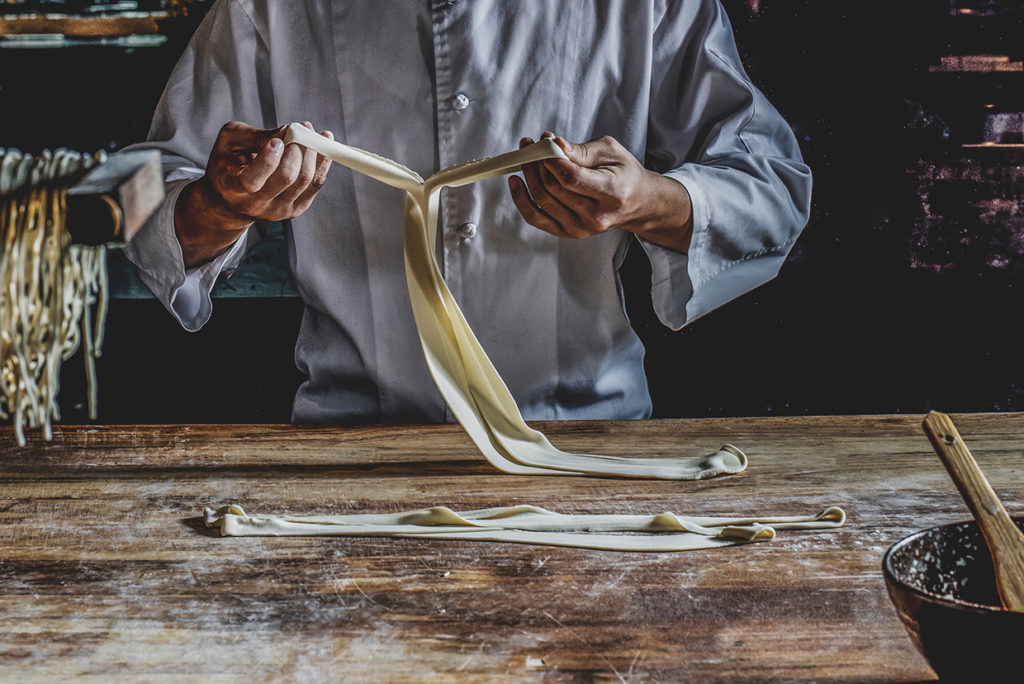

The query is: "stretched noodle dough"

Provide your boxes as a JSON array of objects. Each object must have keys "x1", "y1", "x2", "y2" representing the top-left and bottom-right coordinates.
[
  {"x1": 282, "y1": 124, "x2": 744, "y2": 480},
  {"x1": 204, "y1": 127, "x2": 847, "y2": 551},
  {"x1": 205, "y1": 504, "x2": 846, "y2": 552}
]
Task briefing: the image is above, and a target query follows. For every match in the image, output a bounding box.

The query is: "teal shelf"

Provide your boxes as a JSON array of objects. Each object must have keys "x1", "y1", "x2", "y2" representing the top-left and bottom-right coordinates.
[{"x1": 107, "y1": 221, "x2": 298, "y2": 300}]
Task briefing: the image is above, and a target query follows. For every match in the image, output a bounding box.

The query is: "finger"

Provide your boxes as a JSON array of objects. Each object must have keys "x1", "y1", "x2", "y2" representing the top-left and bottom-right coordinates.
[
  {"x1": 276, "y1": 127, "x2": 319, "y2": 203},
  {"x1": 516, "y1": 136, "x2": 581, "y2": 229},
  {"x1": 539, "y1": 161, "x2": 598, "y2": 210},
  {"x1": 517, "y1": 136, "x2": 543, "y2": 190},
  {"x1": 517, "y1": 137, "x2": 548, "y2": 200},
  {"x1": 520, "y1": 151, "x2": 584, "y2": 231},
  {"x1": 232, "y1": 137, "x2": 284, "y2": 193},
  {"x1": 216, "y1": 121, "x2": 286, "y2": 163},
  {"x1": 259, "y1": 142, "x2": 305, "y2": 197},
  {"x1": 293, "y1": 130, "x2": 334, "y2": 210},
  {"x1": 508, "y1": 175, "x2": 573, "y2": 239},
  {"x1": 541, "y1": 136, "x2": 618, "y2": 199},
  {"x1": 556, "y1": 134, "x2": 618, "y2": 167},
  {"x1": 542, "y1": 158, "x2": 612, "y2": 199},
  {"x1": 314, "y1": 130, "x2": 335, "y2": 181}
]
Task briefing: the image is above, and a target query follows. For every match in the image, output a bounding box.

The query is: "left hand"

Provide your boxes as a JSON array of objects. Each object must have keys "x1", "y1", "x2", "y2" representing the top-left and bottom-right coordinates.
[{"x1": 508, "y1": 133, "x2": 694, "y2": 253}]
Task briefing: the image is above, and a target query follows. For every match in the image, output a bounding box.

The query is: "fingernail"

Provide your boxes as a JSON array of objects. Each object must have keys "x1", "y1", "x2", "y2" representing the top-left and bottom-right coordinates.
[
  {"x1": 322, "y1": 130, "x2": 334, "y2": 139},
  {"x1": 269, "y1": 138, "x2": 283, "y2": 151}
]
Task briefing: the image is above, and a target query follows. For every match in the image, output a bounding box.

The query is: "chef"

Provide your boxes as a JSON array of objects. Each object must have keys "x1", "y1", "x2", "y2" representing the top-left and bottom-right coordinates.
[{"x1": 124, "y1": 0, "x2": 811, "y2": 424}]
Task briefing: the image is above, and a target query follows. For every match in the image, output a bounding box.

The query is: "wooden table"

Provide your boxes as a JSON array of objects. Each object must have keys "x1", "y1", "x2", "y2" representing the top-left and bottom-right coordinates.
[{"x1": 2, "y1": 414, "x2": 1022, "y2": 681}]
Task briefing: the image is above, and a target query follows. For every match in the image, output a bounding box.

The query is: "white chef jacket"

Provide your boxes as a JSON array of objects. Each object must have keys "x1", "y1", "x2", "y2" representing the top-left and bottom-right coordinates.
[{"x1": 124, "y1": 0, "x2": 811, "y2": 424}]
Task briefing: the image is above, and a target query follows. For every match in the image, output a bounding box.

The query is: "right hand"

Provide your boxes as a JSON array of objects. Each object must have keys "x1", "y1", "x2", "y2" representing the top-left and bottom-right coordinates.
[{"x1": 175, "y1": 120, "x2": 333, "y2": 267}]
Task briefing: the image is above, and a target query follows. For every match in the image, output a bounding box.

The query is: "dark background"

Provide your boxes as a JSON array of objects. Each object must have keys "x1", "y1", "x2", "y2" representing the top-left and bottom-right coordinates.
[{"x1": 2, "y1": 0, "x2": 1023, "y2": 424}]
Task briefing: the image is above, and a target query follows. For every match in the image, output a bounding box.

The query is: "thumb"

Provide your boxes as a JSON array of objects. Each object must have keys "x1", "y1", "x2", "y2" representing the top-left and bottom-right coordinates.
[
  {"x1": 553, "y1": 136, "x2": 598, "y2": 168},
  {"x1": 553, "y1": 135, "x2": 625, "y2": 170},
  {"x1": 250, "y1": 124, "x2": 290, "y2": 152},
  {"x1": 216, "y1": 121, "x2": 287, "y2": 154}
]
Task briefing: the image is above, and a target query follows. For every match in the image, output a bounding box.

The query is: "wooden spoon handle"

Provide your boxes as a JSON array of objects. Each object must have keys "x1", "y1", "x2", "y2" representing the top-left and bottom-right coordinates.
[{"x1": 923, "y1": 411, "x2": 1024, "y2": 612}]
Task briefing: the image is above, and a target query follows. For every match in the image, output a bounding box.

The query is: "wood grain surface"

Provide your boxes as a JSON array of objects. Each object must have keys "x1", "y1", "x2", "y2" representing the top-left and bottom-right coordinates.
[
  {"x1": 0, "y1": 13, "x2": 168, "y2": 38},
  {"x1": 2, "y1": 414, "x2": 1022, "y2": 682}
]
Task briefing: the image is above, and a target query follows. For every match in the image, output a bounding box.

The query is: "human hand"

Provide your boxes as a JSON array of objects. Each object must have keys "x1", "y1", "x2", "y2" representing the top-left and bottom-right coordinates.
[
  {"x1": 175, "y1": 121, "x2": 333, "y2": 266},
  {"x1": 507, "y1": 133, "x2": 694, "y2": 253}
]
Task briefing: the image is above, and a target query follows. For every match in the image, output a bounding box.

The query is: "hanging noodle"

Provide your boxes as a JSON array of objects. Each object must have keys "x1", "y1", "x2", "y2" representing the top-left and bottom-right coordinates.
[{"x1": 0, "y1": 148, "x2": 109, "y2": 446}]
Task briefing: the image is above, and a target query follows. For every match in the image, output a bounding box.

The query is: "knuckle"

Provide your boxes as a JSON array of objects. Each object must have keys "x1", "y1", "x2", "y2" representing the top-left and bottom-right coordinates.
[
  {"x1": 585, "y1": 215, "x2": 607, "y2": 233},
  {"x1": 560, "y1": 168, "x2": 581, "y2": 187},
  {"x1": 279, "y1": 161, "x2": 300, "y2": 184},
  {"x1": 217, "y1": 121, "x2": 248, "y2": 148},
  {"x1": 264, "y1": 204, "x2": 289, "y2": 222}
]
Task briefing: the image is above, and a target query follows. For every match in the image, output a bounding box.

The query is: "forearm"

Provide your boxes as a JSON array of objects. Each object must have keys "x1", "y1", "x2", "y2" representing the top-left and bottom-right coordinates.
[
  {"x1": 174, "y1": 178, "x2": 253, "y2": 268},
  {"x1": 624, "y1": 171, "x2": 694, "y2": 254}
]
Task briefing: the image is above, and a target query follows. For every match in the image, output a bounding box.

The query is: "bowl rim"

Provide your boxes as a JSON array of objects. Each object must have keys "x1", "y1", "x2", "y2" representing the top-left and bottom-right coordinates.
[{"x1": 882, "y1": 517, "x2": 1021, "y2": 615}]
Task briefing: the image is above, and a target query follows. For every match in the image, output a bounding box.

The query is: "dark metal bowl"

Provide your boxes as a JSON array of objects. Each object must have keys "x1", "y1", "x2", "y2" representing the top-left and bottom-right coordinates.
[{"x1": 883, "y1": 518, "x2": 1024, "y2": 681}]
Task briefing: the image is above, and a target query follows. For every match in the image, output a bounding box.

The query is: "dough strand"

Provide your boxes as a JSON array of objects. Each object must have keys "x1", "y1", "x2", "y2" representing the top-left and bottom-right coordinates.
[
  {"x1": 205, "y1": 504, "x2": 846, "y2": 552},
  {"x1": 202, "y1": 127, "x2": 846, "y2": 553},
  {"x1": 284, "y1": 124, "x2": 745, "y2": 480}
]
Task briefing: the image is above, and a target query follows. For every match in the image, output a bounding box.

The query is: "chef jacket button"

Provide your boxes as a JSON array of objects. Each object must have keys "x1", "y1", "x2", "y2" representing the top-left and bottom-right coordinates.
[
  {"x1": 449, "y1": 93, "x2": 471, "y2": 111},
  {"x1": 457, "y1": 221, "x2": 478, "y2": 239}
]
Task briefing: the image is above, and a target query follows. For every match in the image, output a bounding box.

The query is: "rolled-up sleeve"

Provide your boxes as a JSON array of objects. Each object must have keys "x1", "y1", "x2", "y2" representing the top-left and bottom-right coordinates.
[
  {"x1": 121, "y1": 0, "x2": 274, "y2": 331},
  {"x1": 642, "y1": 0, "x2": 812, "y2": 330}
]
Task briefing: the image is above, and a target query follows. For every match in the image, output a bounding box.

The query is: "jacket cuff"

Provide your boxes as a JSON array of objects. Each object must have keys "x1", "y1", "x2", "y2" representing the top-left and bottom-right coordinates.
[
  {"x1": 636, "y1": 172, "x2": 706, "y2": 331},
  {"x1": 124, "y1": 177, "x2": 250, "y2": 331},
  {"x1": 644, "y1": 168, "x2": 791, "y2": 331}
]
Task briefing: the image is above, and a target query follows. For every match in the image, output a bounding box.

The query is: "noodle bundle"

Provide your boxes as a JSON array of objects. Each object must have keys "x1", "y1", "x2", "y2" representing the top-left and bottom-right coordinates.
[{"x1": 0, "y1": 148, "x2": 109, "y2": 446}]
